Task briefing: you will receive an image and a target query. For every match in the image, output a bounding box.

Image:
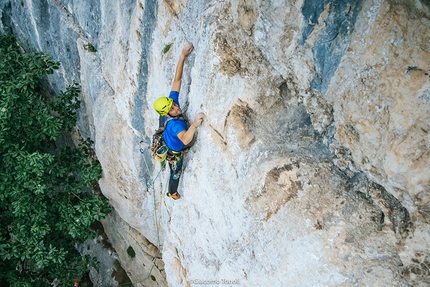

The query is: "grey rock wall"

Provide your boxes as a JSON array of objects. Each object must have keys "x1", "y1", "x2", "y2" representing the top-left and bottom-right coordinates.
[{"x1": 1, "y1": 0, "x2": 429, "y2": 286}]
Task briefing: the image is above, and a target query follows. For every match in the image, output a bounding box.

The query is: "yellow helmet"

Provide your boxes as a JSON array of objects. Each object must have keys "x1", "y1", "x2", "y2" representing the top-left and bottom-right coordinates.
[{"x1": 153, "y1": 97, "x2": 173, "y2": 116}]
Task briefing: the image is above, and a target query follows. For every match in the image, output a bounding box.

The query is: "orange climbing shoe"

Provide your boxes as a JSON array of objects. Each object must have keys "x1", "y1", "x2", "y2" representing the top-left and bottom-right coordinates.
[{"x1": 167, "y1": 192, "x2": 181, "y2": 200}]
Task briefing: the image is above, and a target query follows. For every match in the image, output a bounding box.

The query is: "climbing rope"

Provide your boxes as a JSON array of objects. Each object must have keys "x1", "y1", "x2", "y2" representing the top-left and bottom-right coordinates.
[
  {"x1": 141, "y1": 142, "x2": 163, "y2": 265},
  {"x1": 117, "y1": 143, "x2": 166, "y2": 287}
]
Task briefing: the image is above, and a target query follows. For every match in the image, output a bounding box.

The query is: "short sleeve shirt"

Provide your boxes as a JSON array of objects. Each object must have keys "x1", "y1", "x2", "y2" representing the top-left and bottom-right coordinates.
[{"x1": 163, "y1": 91, "x2": 188, "y2": 151}]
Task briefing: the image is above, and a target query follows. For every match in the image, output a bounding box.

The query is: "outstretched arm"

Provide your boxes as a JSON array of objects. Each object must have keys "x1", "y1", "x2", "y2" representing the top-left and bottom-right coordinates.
[{"x1": 171, "y1": 43, "x2": 194, "y2": 92}]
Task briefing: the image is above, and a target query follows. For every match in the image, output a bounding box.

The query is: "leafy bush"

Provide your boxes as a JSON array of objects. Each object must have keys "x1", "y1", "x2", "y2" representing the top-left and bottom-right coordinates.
[
  {"x1": 126, "y1": 246, "x2": 136, "y2": 258},
  {"x1": 85, "y1": 43, "x2": 97, "y2": 52},
  {"x1": 0, "y1": 34, "x2": 111, "y2": 286},
  {"x1": 162, "y1": 43, "x2": 172, "y2": 54}
]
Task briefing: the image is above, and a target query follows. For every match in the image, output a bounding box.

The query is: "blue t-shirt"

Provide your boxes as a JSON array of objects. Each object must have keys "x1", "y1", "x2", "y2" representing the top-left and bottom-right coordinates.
[{"x1": 163, "y1": 91, "x2": 188, "y2": 151}]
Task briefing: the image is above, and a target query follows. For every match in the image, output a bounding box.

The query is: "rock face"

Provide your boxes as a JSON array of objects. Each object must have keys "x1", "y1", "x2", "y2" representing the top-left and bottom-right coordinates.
[{"x1": 1, "y1": 0, "x2": 429, "y2": 286}]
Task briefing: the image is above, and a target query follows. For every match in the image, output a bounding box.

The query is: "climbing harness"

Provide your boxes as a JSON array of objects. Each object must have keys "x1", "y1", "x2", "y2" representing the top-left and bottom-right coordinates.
[{"x1": 149, "y1": 116, "x2": 185, "y2": 169}]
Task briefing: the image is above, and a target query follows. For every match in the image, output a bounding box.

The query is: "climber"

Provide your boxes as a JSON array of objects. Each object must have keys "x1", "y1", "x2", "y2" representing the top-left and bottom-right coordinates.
[{"x1": 153, "y1": 43, "x2": 205, "y2": 200}]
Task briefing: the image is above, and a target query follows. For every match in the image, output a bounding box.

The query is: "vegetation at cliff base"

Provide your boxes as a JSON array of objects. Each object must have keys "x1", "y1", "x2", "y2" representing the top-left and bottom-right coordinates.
[{"x1": 0, "y1": 34, "x2": 111, "y2": 286}]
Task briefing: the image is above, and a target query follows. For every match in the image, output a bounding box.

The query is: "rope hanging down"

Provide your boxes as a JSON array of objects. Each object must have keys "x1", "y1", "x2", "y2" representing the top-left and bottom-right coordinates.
[{"x1": 118, "y1": 143, "x2": 165, "y2": 287}]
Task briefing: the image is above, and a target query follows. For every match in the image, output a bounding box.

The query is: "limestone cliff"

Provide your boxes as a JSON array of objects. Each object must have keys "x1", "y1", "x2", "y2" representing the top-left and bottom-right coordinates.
[{"x1": 1, "y1": 0, "x2": 429, "y2": 286}]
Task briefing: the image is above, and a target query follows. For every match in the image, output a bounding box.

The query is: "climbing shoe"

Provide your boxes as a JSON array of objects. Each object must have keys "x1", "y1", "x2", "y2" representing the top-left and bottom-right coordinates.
[{"x1": 167, "y1": 192, "x2": 181, "y2": 200}]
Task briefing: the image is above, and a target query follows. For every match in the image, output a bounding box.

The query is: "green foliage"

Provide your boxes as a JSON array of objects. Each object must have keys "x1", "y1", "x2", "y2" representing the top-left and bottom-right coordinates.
[
  {"x1": 126, "y1": 246, "x2": 136, "y2": 258},
  {"x1": 85, "y1": 43, "x2": 97, "y2": 53},
  {"x1": 0, "y1": 34, "x2": 111, "y2": 286},
  {"x1": 162, "y1": 43, "x2": 172, "y2": 55}
]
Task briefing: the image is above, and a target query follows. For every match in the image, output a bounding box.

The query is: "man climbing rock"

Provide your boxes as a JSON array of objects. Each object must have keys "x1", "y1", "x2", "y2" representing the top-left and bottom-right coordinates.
[{"x1": 153, "y1": 43, "x2": 205, "y2": 200}]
